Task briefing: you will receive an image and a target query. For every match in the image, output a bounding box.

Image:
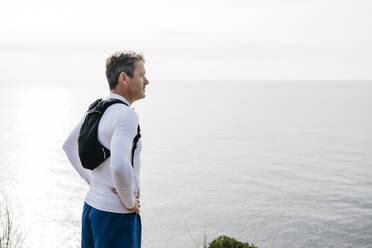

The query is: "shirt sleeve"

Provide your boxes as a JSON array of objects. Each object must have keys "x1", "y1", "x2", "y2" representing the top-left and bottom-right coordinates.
[
  {"x1": 62, "y1": 119, "x2": 91, "y2": 185},
  {"x1": 133, "y1": 139, "x2": 142, "y2": 197},
  {"x1": 110, "y1": 110, "x2": 139, "y2": 209}
]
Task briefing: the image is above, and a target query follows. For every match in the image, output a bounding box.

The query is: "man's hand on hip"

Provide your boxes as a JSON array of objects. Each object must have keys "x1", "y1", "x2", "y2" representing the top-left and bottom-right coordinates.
[
  {"x1": 128, "y1": 194, "x2": 141, "y2": 214},
  {"x1": 111, "y1": 188, "x2": 141, "y2": 214}
]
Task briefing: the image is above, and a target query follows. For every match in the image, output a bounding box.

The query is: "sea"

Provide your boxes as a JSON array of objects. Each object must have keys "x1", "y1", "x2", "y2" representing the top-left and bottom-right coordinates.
[{"x1": 0, "y1": 80, "x2": 371, "y2": 248}]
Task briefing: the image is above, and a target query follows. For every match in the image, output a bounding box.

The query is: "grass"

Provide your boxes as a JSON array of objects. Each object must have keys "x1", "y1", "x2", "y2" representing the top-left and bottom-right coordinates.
[{"x1": 0, "y1": 201, "x2": 24, "y2": 248}]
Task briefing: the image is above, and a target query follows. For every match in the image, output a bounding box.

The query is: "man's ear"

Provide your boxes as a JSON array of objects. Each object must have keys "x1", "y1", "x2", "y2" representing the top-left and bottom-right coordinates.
[{"x1": 118, "y1": 72, "x2": 129, "y2": 86}]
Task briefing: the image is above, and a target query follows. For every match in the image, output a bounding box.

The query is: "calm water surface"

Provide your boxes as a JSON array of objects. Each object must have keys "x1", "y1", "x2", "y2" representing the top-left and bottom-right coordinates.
[{"x1": 0, "y1": 81, "x2": 371, "y2": 248}]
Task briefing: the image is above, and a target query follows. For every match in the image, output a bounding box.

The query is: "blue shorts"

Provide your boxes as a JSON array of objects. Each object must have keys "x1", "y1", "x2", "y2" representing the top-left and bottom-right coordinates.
[{"x1": 81, "y1": 202, "x2": 141, "y2": 248}]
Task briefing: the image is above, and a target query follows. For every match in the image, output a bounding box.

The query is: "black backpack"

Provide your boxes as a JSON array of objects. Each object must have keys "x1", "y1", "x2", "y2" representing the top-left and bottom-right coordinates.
[{"x1": 78, "y1": 98, "x2": 141, "y2": 170}]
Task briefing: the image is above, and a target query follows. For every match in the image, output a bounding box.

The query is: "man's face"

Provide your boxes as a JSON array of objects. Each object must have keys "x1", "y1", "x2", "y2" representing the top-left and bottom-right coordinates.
[{"x1": 128, "y1": 60, "x2": 149, "y2": 101}]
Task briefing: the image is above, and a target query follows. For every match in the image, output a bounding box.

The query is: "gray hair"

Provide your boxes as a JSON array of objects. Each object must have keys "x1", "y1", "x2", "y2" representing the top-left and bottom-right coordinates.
[{"x1": 105, "y1": 50, "x2": 145, "y2": 89}]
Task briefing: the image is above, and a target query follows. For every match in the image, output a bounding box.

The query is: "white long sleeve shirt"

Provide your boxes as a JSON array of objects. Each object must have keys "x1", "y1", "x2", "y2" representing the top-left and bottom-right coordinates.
[{"x1": 62, "y1": 93, "x2": 142, "y2": 213}]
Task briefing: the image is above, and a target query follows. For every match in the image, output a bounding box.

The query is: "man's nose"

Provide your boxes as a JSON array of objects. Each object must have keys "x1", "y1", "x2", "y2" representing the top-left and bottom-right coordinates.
[{"x1": 144, "y1": 77, "x2": 150, "y2": 85}]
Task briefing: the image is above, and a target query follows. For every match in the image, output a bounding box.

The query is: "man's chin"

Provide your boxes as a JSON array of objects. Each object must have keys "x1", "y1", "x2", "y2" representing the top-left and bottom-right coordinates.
[{"x1": 137, "y1": 93, "x2": 145, "y2": 100}]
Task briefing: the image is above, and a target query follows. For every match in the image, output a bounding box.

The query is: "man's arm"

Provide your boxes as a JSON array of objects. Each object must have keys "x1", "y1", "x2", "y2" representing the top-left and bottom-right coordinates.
[
  {"x1": 62, "y1": 120, "x2": 91, "y2": 184},
  {"x1": 132, "y1": 139, "x2": 142, "y2": 197},
  {"x1": 110, "y1": 110, "x2": 139, "y2": 210}
]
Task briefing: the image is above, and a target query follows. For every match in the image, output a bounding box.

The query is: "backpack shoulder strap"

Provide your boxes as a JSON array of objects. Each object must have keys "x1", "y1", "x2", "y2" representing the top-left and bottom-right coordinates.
[
  {"x1": 89, "y1": 98, "x2": 128, "y2": 114},
  {"x1": 88, "y1": 98, "x2": 102, "y2": 110},
  {"x1": 131, "y1": 125, "x2": 141, "y2": 165}
]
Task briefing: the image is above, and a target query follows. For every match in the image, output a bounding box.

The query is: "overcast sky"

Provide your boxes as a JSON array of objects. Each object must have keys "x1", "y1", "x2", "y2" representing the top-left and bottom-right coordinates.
[{"x1": 0, "y1": 0, "x2": 371, "y2": 83}]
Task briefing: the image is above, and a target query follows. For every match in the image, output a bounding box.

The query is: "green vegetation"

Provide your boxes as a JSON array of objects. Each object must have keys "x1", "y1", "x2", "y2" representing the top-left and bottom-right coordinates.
[
  {"x1": 0, "y1": 202, "x2": 23, "y2": 248},
  {"x1": 208, "y1": 235, "x2": 258, "y2": 248}
]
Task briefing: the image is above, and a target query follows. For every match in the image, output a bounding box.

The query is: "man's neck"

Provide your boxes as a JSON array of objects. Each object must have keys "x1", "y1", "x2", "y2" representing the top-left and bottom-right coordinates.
[{"x1": 110, "y1": 90, "x2": 133, "y2": 105}]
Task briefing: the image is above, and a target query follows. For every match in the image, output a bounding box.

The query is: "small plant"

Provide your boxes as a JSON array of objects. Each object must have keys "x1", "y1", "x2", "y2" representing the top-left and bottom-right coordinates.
[
  {"x1": 208, "y1": 235, "x2": 258, "y2": 248},
  {"x1": 0, "y1": 201, "x2": 24, "y2": 248}
]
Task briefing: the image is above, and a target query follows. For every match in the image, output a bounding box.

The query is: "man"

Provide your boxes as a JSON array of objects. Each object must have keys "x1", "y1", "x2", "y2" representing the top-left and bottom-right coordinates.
[{"x1": 62, "y1": 51, "x2": 149, "y2": 248}]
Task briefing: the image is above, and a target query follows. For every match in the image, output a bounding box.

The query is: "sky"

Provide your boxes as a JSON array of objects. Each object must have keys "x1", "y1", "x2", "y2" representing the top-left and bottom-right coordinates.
[{"x1": 0, "y1": 0, "x2": 371, "y2": 83}]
